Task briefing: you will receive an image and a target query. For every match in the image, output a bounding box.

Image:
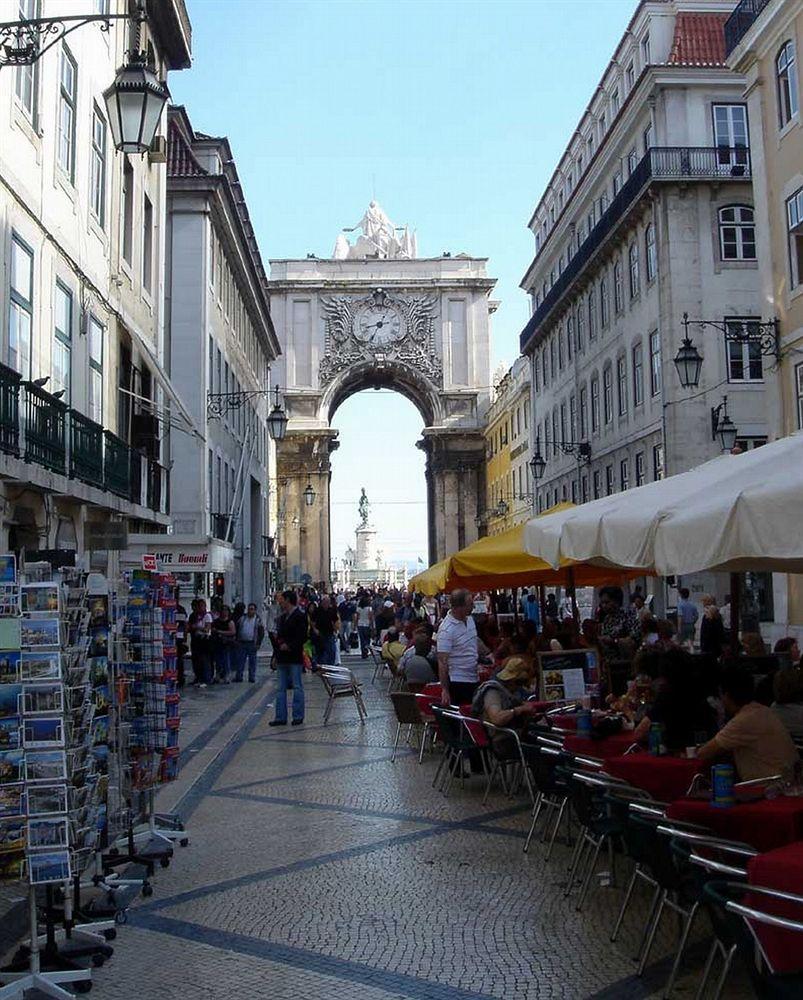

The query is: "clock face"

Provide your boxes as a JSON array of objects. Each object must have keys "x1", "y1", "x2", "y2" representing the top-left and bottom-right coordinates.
[{"x1": 355, "y1": 305, "x2": 403, "y2": 346}]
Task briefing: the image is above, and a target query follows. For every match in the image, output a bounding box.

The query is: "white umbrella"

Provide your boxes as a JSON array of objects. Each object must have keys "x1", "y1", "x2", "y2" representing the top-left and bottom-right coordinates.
[{"x1": 523, "y1": 432, "x2": 803, "y2": 577}]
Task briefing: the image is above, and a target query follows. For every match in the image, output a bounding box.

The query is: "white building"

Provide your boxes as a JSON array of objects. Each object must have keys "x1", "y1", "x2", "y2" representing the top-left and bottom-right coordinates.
[
  {"x1": 0, "y1": 0, "x2": 192, "y2": 568},
  {"x1": 519, "y1": 0, "x2": 770, "y2": 609},
  {"x1": 483, "y1": 356, "x2": 532, "y2": 535},
  {"x1": 124, "y1": 106, "x2": 280, "y2": 606}
]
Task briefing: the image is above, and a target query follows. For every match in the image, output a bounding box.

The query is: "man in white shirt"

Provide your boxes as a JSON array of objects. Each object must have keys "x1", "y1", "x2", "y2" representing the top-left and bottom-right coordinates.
[{"x1": 436, "y1": 589, "x2": 479, "y2": 706}]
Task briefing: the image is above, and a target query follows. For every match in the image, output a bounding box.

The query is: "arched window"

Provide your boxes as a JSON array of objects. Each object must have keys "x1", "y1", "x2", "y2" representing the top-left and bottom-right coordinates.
[
  {"x1": 628, "y1": 241, "x2": 640, "y2": 298},
  {"x1": 777, "y1": 40, "x2": 799, "y2": 129},
  {"x1": 645, "y1": 223, "x2": 657, "y2": 281},
  {"x1": 719, "y1": 205, "x2": 756, "y2": 260}
]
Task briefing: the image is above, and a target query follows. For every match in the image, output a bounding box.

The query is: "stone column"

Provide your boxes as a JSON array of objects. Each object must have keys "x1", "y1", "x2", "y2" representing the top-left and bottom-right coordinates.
[{"x1": 419, "y1": 429, "x2": 486, "y2": 563}]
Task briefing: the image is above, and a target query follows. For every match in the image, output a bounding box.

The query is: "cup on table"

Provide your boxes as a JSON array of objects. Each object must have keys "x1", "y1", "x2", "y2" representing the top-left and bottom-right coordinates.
[{"x1": 685, "y1": 746, "x2": 697, "y2": 759}]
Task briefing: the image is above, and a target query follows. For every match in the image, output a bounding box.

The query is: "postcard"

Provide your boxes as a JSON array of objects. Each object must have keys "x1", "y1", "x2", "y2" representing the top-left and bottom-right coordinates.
[
  {"x1": 0, "y1": 817, "x2": 25, "y2": 853},
  {"x1": 0, "y1": 651, "x2": 20, "y2": 684},
  {"x1": 27, "y1": 817, "x2": 69, "y2": 850},
  {"x1": 19, "y1": 652, "x2": 60, "y2": 682},
  {"x1": 0, "y1": 588, "x2": 20, "y2": 619},
  {"x1": 24, "y1": 750, "x2": 66, "y2": 784},
  {"x1": 0, "y1": 619, "x2": 21, "y2": 651},
  {"x1": 21, "y1": 684, "x2": 63, "y2": 717},
  {"x1": 0, "y1": 718, "x2": 20, "y2": 749},
  {"x1": 0, "y1": 748, "x2": 23, "y2": 784},
  {"x1": 89, "y1": 628, "x2": 108, "y2": 659},
  {"x1": 20, "y1": 618, "x2": 60, "y2": 649},
  {"x1": 0, "y1": 685, "x2": 21, "y2": 719},
  {"x1": 0, "y1": 849, "x2": 24, "y2": 879},
  {"x1": 28, "y1": 850, "x2": 71, "y2": 884},
  {"x1": 0, "y1": 556, "x2": 16, "y2": 586},
  {"x1": 20, "y1": 584, "x2": 59, "y2": 616},
  {"x1": 23, "y1": 717, "x2": 63, "y2": 749},
  {"x1": 26, "y1": 784, "x2": 67, "y2": 817},
  {"x1": 0, "y1": 784, "x2": 23, "y2": 818}
]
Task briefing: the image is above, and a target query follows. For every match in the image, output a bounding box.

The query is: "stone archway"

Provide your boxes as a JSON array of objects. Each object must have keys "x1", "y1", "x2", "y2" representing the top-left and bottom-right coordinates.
[{"x1": 269, "y1": 206, "x2": 496, "y2": 586}]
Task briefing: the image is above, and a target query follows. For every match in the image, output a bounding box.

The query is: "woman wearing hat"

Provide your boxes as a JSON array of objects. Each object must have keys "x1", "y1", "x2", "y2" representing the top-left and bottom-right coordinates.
[{"x1": 471, "y1": 657, "x2": 542, "y2": 754}]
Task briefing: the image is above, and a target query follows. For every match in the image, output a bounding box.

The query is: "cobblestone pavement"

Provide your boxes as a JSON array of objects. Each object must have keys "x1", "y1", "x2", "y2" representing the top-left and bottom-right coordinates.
[{"x1": 79, "y1": 656, "x2": 753, "y2": 999}]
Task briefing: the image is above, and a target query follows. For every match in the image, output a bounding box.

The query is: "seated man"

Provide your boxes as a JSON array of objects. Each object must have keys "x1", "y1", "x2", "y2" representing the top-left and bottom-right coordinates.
[
  {"x1": 381, "y1": 627, "x2": 406, "y2": 675},
  {"x1": 472, "y1": 657, "x2": 541, "y2": 755},
  {"x1": 697, "y1": 666, "x2": 799, "y2": 782},
  {"x1": 400, "y1": 633, "x2": 437, "y2": 687}
]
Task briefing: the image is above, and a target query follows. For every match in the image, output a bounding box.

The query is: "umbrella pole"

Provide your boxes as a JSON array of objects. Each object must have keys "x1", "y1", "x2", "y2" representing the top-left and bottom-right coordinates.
[
  {"x1": 538, "y1": 584, "x2": 547, "y2": 632},
  {"x1": 568, "y1": 566, "x2": 579, "y2": 629},
  {"x1": 730, "y1": 572, "x2": 741, "y2": 655}
]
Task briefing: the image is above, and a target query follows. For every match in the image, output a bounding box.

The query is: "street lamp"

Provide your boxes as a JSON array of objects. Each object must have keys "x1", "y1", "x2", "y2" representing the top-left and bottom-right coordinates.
[
  {"x1": 673, "y1": 333, "x2": 704, "y2": 389},
  {"x1": 496, "y1": 499, "x2": 509, "y2": 518},
  {"x1": 266, "y1": 386, "x2": 289, "y2": 441},
  {"x1": 103, "y1": 52, "x2": 170, "y2": 154},
  {"x1": 529, "y1": 441, "x2": 547, "y2": 482},
  {"x1": 711, "y1": 396, "x2": 738, "y2": 451},
  {"x1": 303, "y1": 482, "x2": 316, "y2": 507}
]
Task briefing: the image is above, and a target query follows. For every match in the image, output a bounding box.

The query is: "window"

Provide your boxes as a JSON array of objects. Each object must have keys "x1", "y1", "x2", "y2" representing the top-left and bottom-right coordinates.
[
  {"x1": 142, "y1": 194, "x2": 153, "y2": 292},
  {"x1": 613, "y1": 259, "x2": 624, "y2": 312},
  {"x1": 735, "y1": 437, "x2": 768, "y2": 451},
  {"x1": 15, "y1": 0, "x2": 38, "y2": 122},
  {"x1": 719, "y1": 205, "x2": 756, "y2": 260},
  {"x1": 605, "y1": 465, "x2": 614, "y2": 495},
  {"x1": 617, "y1": 356, "x2": 628, "y2": 416},
  {"x1": 587, "y1": 289, "x2": 597, "y2": 340},
  {"x1": 551, "y1": 410, "x2": 558, "y2": 457},
  {"x1": 8, "y1": 235, "x2": 33, "y2": 377},
  {"x1": 632, "y1": 341, "x2": 644, "y2": 405},
  {"x1": 635, "y1": 451, "x2": 645, "y2": 486},
  {"x1": 643, "y1": 122, "x2": 654, "y2": 151},
  {"x1": 797, "y1": 364, "x2": 803, "y2": 428},
  {"x1": 600, "y1": 274, "x2": 609, "y2": 327},
  {"x1": 57, "y1": 45, "x2": 77, "y2": 179},
  {"x1": 726, "y1": 319, "x2": 763, "y2": 382},
  {"x1": 122, "y1": 158, "x2": 133, "y2": 263},
  {"x1": 777, "y1": 41, "x2": 799, "y2": 128},
  {"x1": 645, "y1": 223, "x2": 657, "y2": 280},
  {"x1": 603, "y1": 365, "x2": 613, "y2": 424},
  {"x1": 569, "y1": 393, "x2": 577, "y2": 439},
  {"x1": 620, "y1": 458, "x2": 629, "y2": 491},
  {"x1": 90, "y1": 107, "x2": 107, "y2": 226},
  {"x1": 627, "y1": 148, "x2": 638, "y2": 175},
  {"x1": 641, "y1": 33, "x2": 650, "y2": 66},
  {"x1": 593, "y1": 470, "x2": 602, "y2": 499},
  {"x1": 88, "y1": 316, "x2": 103, "y2": 424},
  {"x1": 581, "y1": 474, "x2": 589, "y2": 503},
  {"x1": 576, "y1": 302, "x2": 585, "y2": 351},
  {"x1": 590, "y1": 376, "x2": 600, "y2": 432},
  {"x1": 571, "y1": 480, "x2": 578, "y2": 504},
  {"x1": 649, "y1": 331, "x2": 661, "y2": 396},
  {"x1": 542, "y1": 346, "x2": 549, "y2": 387},
  {"x1": 628, "y1": 241, "x2": 640, "y2": 298},
  {"x1": 787, "y1": 187, "x2": 803, "y2": 287},
  {"x1": 579, "y1": 386, "x2": 588, "y2": 437},
  {"x1": 53, "y1": 282, "x2": 72, "y2": 401},
  {"x1": 550, "y1": 337, "x2": 556, "y2": 379},
  {"x1": 534, "y1": 355, "x2": 541, "y2": 393},
  {"x1": 613, "y1": 171, "x2": 622, "y2": 196},
  {"x1": 626, "y1": 61, "x2": 635, "y2": 91},
  {"x1": 560, "y1": 402, "x2": 567, "y2": 447},
  {"x1": 713, "y1": 104, "x2": 749, "y2": 170},
  {"x1": 653, "y1": 444, "x2": 664, "y2": 481},
  {"x1": 611, "y1": 88, "x2": 620, "y2": 116},
  {"x1": 567, "y1": 314, "x2": 574, "y2": 360},
  {"x1": 558, "y1": 327, "x2": 564, "y2": 370}
]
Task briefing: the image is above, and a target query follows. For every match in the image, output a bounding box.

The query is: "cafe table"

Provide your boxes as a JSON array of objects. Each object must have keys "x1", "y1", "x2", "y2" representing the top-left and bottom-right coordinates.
[
  {"x1": 560, "y1": 729, "x2": 641, "y2": 762},
  {"x1": 746, "y1": 840, "x2": 803, "y2": 973},
  {"x1": 666, "y1": 795, "x2": 803, "y2": 852},
  {"x1": 604, "y1": 753, "x2": 702, "y2": 802}
]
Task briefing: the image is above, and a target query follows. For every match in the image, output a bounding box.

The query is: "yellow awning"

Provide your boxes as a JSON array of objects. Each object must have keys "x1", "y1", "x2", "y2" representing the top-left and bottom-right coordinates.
[{"x1": 408, "y1": 557, "x2": 450, "y2": 596}]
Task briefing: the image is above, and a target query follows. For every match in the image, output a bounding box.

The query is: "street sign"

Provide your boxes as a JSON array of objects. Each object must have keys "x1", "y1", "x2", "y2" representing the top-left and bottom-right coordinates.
[
  {"x1": 142, "y1": 554, "x2": 157, "y2": 572},
  {"x1": 85, "y1": 522, "x2": 129, "y2": 551}
]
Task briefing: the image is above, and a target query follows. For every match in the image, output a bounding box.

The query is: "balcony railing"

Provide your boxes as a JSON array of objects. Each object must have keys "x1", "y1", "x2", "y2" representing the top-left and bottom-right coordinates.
[
  {"x1": 0, "y1": 374, "x2": 166, "y2": 514},
  {"x1": 725, "y1": 0, "x2": 772, "y2": 56},
  {"x1": 0, "y1": 364, "x2": 21, "y2": 457},
  {"x1": 24, "y1": 383, "x2": 67, "y2": 475},
  {"x1": 70, "y1": 410, "x2": 104, "y2": 488},
  {"x1": 211, "y1": 513, "x2": 237, "y2": 543},
  {"x1": 520, "y1": 146, "x2": 752, "y2": 351}
]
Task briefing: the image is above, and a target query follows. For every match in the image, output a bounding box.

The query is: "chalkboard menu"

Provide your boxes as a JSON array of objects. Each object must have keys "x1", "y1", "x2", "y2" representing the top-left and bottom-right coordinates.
[{"x1": 537, "y1": 648, "x2": 600, "y2": 703}]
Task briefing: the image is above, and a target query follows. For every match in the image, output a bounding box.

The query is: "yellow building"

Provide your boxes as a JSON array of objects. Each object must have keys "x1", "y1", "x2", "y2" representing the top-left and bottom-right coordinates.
[
  {"x1": 726, "y1": 0, "x2": 803, "y2": 638},
  {"x1": 482, "y1": 358, "x2": 532, "y2": 536}
]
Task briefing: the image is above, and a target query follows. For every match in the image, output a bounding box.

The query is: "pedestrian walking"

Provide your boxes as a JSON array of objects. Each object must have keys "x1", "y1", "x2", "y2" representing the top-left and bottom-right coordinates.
[
  {"x1": 235, "y1": 602, "x2": 264, "y2": 682},
  {"x1": 188, "y1": 598, "x2": 213, "y2": 687},
  {"x1": 271, "y1": 589, "x2": 307, "y2": 727},
  {"x1": 211, "y1": 605, "x2": 236, "y2": 683},
  {"x1": 677, "y1": 587, "x2": 699, "y2": 646},
  {"x1": 356, "y1": 596, "x2": 374, "y2": 658}
]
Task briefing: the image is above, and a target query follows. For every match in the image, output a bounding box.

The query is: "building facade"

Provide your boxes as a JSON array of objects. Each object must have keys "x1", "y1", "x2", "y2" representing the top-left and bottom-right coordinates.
[
  {"x1": 725, "y1": 0, "x2": 803, "y2": 639},
  {"x1": 124, "y1": 106, "x2": 280, "y2": 606},
  {"x1": 0, "y1": 0, "x2": 191, "y2": 569},
  {"x1": 519, "y1": 0, "x2": 770, "y2": 607},
  {"x1": 482, "y1": 357, "x2": 532, "y2": 535}
]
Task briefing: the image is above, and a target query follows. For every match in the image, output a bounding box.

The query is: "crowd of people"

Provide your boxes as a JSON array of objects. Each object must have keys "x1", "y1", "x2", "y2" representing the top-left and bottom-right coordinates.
[{"x1": 182, "y1": 599, "x2": 265, "y2": 688}]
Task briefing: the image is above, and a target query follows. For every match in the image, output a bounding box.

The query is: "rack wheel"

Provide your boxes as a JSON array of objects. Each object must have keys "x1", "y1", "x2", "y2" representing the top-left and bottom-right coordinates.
[
  {"x1": 180, "y1": 838, "x2": 189, "y2": 847},
  {"x1": 159, "y1": 857, "x2": 170, "y2": 868},
  {"x1": 141, "y1": 883, "x2": 153, "y2": 898},
  {"x1": 75, "y1": 981, "x2": 92, "y2": 993},
  {"x1": 103, "y1": 928, "x2": 117, "y2": 941},
  {"x1": 92, "y1": 954, "x2": 105, "y2": 968},
  {"x1": 115, "y1": 909, "x2": 128, "y2": 925}
]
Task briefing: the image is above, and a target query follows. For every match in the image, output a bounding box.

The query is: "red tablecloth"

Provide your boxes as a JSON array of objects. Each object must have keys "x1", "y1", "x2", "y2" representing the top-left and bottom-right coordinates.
[
  {"x1": 562, "y1": 730, "x2": 641, "y2": 761},
  {"x1": 666, "y1": 797, "x2": 803, "y2": 852},
  {"x1": 747, "y1": 841, "x2": 803, "y2": 973},
  {"x1": 605, "y1": 753, "x2": 702, "y2": 802}
]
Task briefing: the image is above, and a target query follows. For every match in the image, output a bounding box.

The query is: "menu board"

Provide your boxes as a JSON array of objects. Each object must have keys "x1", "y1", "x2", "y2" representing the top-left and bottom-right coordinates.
[{"x1": 537, "y1": 648, "x2": 600, "y2": 703}]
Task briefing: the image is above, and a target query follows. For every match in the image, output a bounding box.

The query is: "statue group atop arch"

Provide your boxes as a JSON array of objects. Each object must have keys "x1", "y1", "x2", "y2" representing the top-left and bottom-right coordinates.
[{"x1": 269, "y1": 202, "x2": 497, "y2": 586}]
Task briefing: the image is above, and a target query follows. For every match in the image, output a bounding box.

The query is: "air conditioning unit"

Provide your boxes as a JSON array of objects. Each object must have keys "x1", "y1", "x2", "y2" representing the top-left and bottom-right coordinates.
[{"x1": 148, "y1": 135, "x2": 167, "y2": 164}]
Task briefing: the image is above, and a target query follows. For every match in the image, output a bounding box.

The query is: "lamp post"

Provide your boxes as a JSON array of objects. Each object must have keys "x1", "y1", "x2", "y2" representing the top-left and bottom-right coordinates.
[
  {"x1": 711, "y1": 396, "x2": 739, "y2": 451},
  {"x1": 674, "y1": 312, "x2": 780, "y2": 389},
  {"x1": 673, "y1": 330, "x2": 704, "y2": 389},
  {"x1": 303, "y1": 482, "x2": 316, "y2": 507},
  {"x1": 529, "y1": 441, "x2": 547, "y2": 482},
  {"x1": 266, "y1": 386, "x2": 289, "y2": 441}
]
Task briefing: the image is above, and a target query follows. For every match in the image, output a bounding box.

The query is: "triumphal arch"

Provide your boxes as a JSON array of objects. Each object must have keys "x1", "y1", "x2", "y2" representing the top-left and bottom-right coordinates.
[{"x1": 269, "y1": 202, "x2": 496, "y2": 585}]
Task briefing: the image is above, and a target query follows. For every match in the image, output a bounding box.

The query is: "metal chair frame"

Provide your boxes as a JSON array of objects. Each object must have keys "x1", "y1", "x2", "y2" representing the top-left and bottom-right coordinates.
[
  {"x1": 481, "y1": 721, "x2": 536, "y2": 807},
  {"x1": 319, "y1": 665, "x2": 368, "y2": 725}
]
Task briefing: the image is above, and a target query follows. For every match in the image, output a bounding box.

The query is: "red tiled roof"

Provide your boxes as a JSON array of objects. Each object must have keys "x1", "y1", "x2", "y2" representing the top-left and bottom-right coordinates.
[
  {"x1": 167, "y1": 119, "x2": 207, "y2": 178},
  {"x1": 668, "y1": 12, "x2": 728, "y2": 67}
]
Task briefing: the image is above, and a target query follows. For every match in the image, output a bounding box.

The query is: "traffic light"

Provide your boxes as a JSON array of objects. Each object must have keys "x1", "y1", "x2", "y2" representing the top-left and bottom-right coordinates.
[{"x1": 213, "y1": 574, "x2": 225, "y2": 598}]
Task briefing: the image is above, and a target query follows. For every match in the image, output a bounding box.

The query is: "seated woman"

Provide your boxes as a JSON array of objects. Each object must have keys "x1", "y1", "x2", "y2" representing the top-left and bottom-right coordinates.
[
  {"x1": 472, "y1": 657, "x2": 542, "y2": 755},
  {"x1": 381, "y1": 627, "x2": 406, "y2": 674},
  {"x1": 633, "y1": 648, "x2": 716, "y2": 751},
  {"x1": 771, "y1": 666, "x2": 803, "y2": 741}
]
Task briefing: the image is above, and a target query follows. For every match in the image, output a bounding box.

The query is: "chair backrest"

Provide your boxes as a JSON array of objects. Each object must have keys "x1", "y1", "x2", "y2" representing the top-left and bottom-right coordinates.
[
  {"x1": 431, "y1": 704, "x2": 473, "y2": 750},
  {"x1": 421, "y1": 682, "x2": 442, "y2": 699},
  {"x1": 390, "y1": 691, "x2": 423, "y2": 725}
]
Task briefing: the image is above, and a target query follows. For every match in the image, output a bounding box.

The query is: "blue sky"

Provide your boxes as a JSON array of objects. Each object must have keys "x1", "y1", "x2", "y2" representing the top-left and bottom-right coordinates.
[{"x1": 171, "y1": 0, "x2": 636, "y2": 564}]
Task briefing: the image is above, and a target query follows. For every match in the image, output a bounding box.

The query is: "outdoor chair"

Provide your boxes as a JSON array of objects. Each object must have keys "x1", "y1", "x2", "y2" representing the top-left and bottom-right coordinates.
[
  {"x1": 318, "y1": 665, "x2": 368, "y2": 725},
  {"x1": 522, "y1": 740, "x2": 569, "y2": 859},
  {"x1": 481, "y1": 721, "x2": 536, "y2": 807},
  {"x1": 389, "y1": 691, "x2": 426, "y2": 763},
  {"x1": 369, "y1": 644, "x2": 387, "y2": 683},
  {"x1": 430, "y1": 705, "x2": 489, "y2": 796},
  {"x1": 700, "y1": 881, "x2": 803, "y2": 1000}
]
